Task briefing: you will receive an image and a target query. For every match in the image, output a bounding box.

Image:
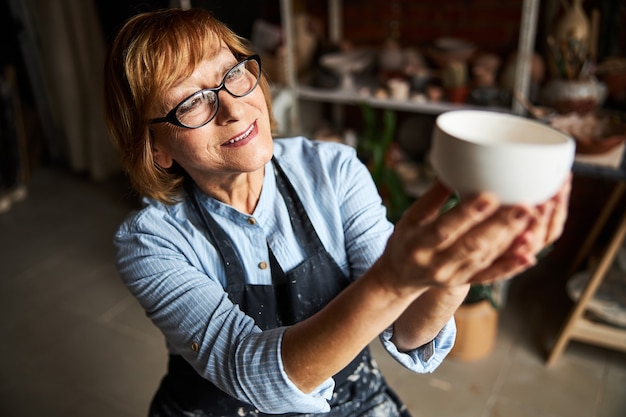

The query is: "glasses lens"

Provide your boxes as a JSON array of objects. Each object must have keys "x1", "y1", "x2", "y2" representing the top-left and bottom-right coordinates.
[
  {"x1": 224, "y1": 58, "x2": 260, "y2": 97},
  {"x1": 171, "y1": 57, "x2": 260, "y2": 128},
  {"x1": 176, "y1": 90, "x2": 217, "y2": 128}
]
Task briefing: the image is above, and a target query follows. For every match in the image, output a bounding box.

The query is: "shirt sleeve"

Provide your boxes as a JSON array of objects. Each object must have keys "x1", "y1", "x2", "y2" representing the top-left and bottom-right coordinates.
[
  {"x1": 230, "y1": 327, "x2": 335, "y2": 413},
  {"x1": 114, "y1": 207, "x2": 334, "y2": 414},
  {"x1": 379, "y1": 317, "x2": 456, "y2": 372}
]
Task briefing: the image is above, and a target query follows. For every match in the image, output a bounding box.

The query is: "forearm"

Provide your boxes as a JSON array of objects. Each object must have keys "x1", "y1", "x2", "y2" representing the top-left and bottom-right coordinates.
[
  {"x1": 391, "y1": 284, "x2": 470, "y2": 352},
  {"x1": 281, "y1": 261, "x2": 422, "y2": 393}
]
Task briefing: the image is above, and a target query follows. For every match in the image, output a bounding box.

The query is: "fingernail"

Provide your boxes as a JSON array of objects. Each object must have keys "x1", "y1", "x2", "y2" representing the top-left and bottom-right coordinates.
[
  {"x1": 474, "y1": 197, "x2": 494, "y2": 213},
  {"x1": 518, "y1": 254, "x2": 536, "y2": 267},
  {"x1": 513, "y1": 207, "x2": 529, "y2": 219},
  {"x1": 514, "y1": 232, "x2": 533, "y2": 247}
]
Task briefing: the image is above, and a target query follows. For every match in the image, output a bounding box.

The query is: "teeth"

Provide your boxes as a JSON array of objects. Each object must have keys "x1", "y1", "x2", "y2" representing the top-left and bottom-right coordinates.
[{"x1": 227, "y1": 124, "x2": 254, "y2": 144}]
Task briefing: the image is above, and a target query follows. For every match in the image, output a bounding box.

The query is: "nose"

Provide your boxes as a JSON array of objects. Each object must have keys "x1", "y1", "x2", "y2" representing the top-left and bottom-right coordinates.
[{"x1": 213, "y1": 88, "x2": 243, "y2": 126}]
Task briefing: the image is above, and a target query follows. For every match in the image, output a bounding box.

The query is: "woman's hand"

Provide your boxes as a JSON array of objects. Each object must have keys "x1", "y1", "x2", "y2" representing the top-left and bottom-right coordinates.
[
  {"x1": 381, "y1": 176, "x2": 571, "y2": 351},
  {"x1": 469, "y1": 174, "x2": 572, "y2": 285},
  {"x1": 376, "y1": 175, "x2": 572, "y2": 294}
]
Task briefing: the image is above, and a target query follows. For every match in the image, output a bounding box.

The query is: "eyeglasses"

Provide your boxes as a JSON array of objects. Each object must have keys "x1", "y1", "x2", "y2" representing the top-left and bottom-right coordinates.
[{"x1": 150, "y1": 55, "x2": 262, "y2": 129}]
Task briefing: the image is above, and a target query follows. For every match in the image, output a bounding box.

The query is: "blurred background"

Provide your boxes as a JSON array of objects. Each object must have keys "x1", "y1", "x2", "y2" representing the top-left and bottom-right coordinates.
[{"x1": 1, "y1": 1, "x2": 625, "y2": 416}]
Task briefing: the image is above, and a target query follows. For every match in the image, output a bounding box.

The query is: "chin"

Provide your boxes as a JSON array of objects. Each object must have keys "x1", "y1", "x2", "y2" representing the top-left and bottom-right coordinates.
[
  {"x1": 237, "y1": 135, "x2": 273, "y2": 173},
  {"x1": 253, "y1": 138, "x2": 274, "y2": 168},
  {"x1": 256, "y1": 128, "x2": 275, "y2": 157}
]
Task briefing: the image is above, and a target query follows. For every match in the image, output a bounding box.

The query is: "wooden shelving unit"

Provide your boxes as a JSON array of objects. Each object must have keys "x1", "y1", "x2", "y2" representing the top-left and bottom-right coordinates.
[
  {"x1": 547, "y1": 180, "x2": 626, "y2": 365},
  {"x1": 278, "y1": 0, "x2": 541, "y2": 135}
]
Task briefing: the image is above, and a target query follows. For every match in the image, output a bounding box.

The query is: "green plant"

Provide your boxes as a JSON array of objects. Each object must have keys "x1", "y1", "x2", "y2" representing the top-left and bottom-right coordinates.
[
  {"x1": 465, "y1": 283, "x2": 499, "y2": 308},
  {"x1": 357, "y1": 104, "x2": 411, "y2": 223}
]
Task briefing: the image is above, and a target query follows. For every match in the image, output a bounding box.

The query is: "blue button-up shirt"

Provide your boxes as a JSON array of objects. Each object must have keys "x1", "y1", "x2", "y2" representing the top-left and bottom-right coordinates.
[{"x1": 114, "y1": 137, "x2": 455, "y2": 414}]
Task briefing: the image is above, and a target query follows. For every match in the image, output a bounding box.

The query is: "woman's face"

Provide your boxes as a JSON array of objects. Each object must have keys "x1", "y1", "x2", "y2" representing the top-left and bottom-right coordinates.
[{"x1": 150, "y1": 47, "x2": 274, "y2": 185}]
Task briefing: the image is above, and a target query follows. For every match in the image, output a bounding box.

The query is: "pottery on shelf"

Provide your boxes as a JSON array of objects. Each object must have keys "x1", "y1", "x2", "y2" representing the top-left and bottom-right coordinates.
[
  {"x1": 553, "y1": 0, "x2": 590, "y2": 46},
  {"x1": 548, "y1": 0, "x2": 591, "y2": 79},
  {"x1": 319, "y1": 49, "x2": 374, "y2": 91},
  {"x1": 541, "y1": 78, "x2": 607, "y2": 114},
  {"x1": 427, "y1": 37, "x2": 476, "y2": 68}
]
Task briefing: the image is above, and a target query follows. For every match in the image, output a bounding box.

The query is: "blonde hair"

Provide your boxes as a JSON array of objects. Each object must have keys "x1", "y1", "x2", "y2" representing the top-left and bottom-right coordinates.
[{"x1": 103, "y1": 8, "x2": 276, "y2": 204}]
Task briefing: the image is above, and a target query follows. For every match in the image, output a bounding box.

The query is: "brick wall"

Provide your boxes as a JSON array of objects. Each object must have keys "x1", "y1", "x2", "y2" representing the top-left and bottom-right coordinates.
[
  {"x1": 299, "y1": 0, "x2": 625, "y2": 58},
  {"x1": 303, "y1": 0, "x2": 526, "y2": 56}
]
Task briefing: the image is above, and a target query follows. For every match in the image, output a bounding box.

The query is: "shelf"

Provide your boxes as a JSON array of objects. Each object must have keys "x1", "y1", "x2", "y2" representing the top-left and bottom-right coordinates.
[
  {"x1": 573, "y1": 144, "x2": 626, "y2": 182},
  {"x1": 279, "y1": 0, "x2": 540, "y2": 135},
  {"x1": 295, "y1": 85, "x2": 509, "y2": 115},
  {"x1": 569, "y1": 316, "x2": 626, "y2": 353}
]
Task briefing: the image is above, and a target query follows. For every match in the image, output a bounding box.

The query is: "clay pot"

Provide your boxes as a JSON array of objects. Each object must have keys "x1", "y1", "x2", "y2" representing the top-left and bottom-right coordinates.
[{"x1": 450, "y1": 300, "x2": 498, "y2": 361}]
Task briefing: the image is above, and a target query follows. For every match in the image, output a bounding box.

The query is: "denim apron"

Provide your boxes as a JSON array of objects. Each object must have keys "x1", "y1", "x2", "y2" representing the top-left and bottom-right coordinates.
[{"x1": 148, "y1": 159, "x2": 411, "y2": 417}]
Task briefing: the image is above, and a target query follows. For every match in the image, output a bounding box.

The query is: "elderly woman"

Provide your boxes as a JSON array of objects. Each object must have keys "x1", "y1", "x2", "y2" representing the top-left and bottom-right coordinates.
[{"x1": 103, "y1": 8, "x2": 570, "y2": 417}]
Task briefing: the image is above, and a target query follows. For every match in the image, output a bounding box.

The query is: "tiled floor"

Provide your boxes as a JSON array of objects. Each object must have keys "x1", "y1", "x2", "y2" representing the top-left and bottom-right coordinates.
[{"x1": 1, "y1": 164, "x2": 625, "y2": 417}]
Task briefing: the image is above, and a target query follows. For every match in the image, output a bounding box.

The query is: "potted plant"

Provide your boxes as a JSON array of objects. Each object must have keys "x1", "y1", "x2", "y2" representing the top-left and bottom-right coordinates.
[
  {"x1": 449, "y1": 283, "x2": 500, "y2": 361},
  {"x1": 450, "y1": 245, "x2": 553, "y2": 361}
]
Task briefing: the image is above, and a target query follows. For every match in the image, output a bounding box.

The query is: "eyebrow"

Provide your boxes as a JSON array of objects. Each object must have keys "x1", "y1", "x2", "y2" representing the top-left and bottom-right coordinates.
[{"x1": 164, "y1": 53, "x2": 239, "y2": 108}]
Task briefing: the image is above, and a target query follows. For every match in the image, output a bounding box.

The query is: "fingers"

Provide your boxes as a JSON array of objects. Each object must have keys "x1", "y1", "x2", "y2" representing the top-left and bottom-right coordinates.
[
  {"x1": 428, "y1": 205, "x2": 533, "y2": 285},
  {"x1": 383, "y1": 176, "x2": 571, "y2": 293},
  {"x1": 545, "y1": 175, "x2": 572, "y2": 244},
  {"x1": 468, "y1": 251, "x2": 536, "y2": 285},
  {"x1": 519, "y1": 175, "x2": 572, "y2": 254},
  {"x1": 398, "y1": 180, "x2": 451, "y2": 228},
  {"x1": 446, "y1": 176, "x2": 572, "y2": 287},
  {"x1": 416, "y1": 192, "x2": 501, "y2": 250},
  {"x1": 524, "y1": 200, "x2": 556, "y2": 254}
]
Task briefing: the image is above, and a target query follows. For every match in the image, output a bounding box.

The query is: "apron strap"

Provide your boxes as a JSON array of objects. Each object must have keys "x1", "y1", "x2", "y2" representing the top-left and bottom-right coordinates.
[
  {"x1": 272, "y1": 157, "x2": 327, "y2": 256},
  {"x1": 187, "y1": 181, "x2": 245, "y2": 295}
]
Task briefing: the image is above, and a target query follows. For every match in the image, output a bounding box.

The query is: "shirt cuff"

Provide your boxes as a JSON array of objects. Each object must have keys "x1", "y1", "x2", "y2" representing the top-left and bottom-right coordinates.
[
  {"x1": 379, "y1": 317, "x2": 456, "y2": 373},
  {"x1": 237, "y1": 327, "x2": 334, "y2": 414}
]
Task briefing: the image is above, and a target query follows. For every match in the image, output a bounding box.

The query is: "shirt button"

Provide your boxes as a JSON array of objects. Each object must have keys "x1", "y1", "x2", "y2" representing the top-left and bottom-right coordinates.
[
  {"x1": 247, "y1": 217, "x2": 256, "y2": 225},
  {"x1": 191, "y1": 342, "x2": 199, "y2": 352},
  {"x1": 258, "y1": 261, "x2": 268, "y2": 270}
]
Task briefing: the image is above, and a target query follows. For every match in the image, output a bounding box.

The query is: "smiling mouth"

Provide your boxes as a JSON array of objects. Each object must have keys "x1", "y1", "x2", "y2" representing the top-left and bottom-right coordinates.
[{"x1": 223, "y1": 123, "x2": 255, "y2": 146}]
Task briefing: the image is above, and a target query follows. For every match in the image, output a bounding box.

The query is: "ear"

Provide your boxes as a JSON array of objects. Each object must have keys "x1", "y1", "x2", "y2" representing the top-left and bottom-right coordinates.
[{"x1": 150, "y1": 130, "x2": 174, "y2": 169}]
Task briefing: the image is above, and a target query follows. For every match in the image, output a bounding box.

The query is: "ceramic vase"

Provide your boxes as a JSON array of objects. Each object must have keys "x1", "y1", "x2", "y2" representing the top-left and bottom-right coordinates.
[{"x1": 554, "y1": 0, "x2": 590, "y2": 51}]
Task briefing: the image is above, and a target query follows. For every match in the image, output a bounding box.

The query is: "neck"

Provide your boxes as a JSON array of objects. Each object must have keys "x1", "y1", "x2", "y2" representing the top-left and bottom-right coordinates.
[{"x1": 196, "y1": 168, "x2": 265, "y2": 214}]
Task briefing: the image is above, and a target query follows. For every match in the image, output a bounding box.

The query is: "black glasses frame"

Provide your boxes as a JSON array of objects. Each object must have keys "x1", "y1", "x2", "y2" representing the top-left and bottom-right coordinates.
[{"x1": 149, "y1": 55, "x2": 261, "y2": 129}]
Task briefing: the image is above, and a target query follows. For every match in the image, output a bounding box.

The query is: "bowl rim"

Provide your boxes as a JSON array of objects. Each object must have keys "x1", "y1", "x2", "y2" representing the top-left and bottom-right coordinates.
[{"x1": 435, "y1": 110, "x2": 575, "y2": 147}]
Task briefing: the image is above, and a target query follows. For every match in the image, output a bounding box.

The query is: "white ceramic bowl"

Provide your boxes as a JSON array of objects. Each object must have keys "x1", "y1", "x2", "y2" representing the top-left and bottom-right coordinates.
[{"x1": 430, "y1": 110, "x2": 575, "y2": 205}]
